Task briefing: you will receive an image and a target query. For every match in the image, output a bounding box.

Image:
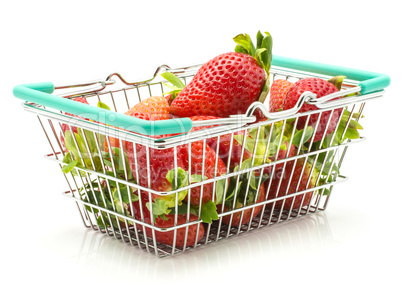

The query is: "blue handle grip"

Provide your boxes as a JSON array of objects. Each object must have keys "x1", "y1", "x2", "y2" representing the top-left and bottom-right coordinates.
[
  {"x1": 13, "y1": 82, "x2": 193, "y2": 136},
  {"x1": 272, "y1": 55, "x2": 391, "y2": 94}
]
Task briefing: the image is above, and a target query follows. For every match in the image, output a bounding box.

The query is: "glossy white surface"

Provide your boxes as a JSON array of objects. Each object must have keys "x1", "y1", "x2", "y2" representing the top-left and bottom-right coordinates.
[{"x1": 1, "y1": 1, "x2": 400, "y2": 288}]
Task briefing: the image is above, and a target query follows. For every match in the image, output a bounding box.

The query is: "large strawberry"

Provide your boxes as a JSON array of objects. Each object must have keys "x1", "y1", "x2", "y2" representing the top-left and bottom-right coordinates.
[
  {"x1": 168, "y1": 31, "x2": 272, "y2": 117},
  {"x1": 130, "y1": 193, "x2": 204, "y2": 248},
  {"x1": 269, "y1": 79, "x2": 293, "y2": 112},
  {"x1": 283, "y1": 77, "x2": 342, "y2": 142},
  {"x1": 266, "y1": 158, "x2": 319, "y2": 211}
]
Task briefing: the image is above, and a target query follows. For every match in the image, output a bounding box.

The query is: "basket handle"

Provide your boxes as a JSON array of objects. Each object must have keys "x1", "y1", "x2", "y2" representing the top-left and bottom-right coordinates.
[
  {"x1": 272, "y1": 55, "x2": 390, "y2": 94},
  {"x1": 13, "y1": 82, "x2": 193, "y2": 136}
]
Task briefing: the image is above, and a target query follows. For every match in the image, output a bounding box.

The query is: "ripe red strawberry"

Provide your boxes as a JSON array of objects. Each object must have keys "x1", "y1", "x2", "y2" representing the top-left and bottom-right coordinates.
[
  {"x1": 265, "y1": 140, "x2": 297, "y2": 175},
  {"x1": 131, "y1": 194, "x2": 204, "y2": 248},
  {"x1": 170, "y1": 52, "x2": 266, "y2": 117},
  {"x1": 218, "y1": 183, "x2": 266, "y2": 227},
  {"x1": 283, "y1": 78, "x2": 342, "y2": 142},
  {"x1": 267, "y1": 158, "x2": 318, "y2": 211},
  {"x1": 189, "y1": 115, "x2": 252, "y2": 169},
  {"x1": 178, "y1": 140, "x2": 227, "y2": 206},
  {"x1": 60, "y1": 97, "x2": 90, "y2": 151},
  {"x1": 104, "y1": 96, "x2": 170, "y2": 152},
  {"x1": 269, "y1": 79, "x2": 293, "y2": 112},
  {"x1": 103, "y1": 96, "x2": 181, "y2": 201},
  {"x1": 169, "y1": 31, "x2": 272, "y2": 118},
  {"x1": 126, "y1": 96, "x2": 170, "y2": 120}
]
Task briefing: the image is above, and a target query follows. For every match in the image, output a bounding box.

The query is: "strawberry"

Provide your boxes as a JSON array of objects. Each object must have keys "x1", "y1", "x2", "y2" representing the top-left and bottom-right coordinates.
[
  {"x1": 189, "y1": 115, "x2": 252, "y2": 169},
  {"x1": 218, "y1": 183, "x2": 266, "y2": 227},
  {"x1": 231, "y1": 121, "x2": 298, "y2": 178},
  {"x1": 269, "y1": 79, "x2": 293, "y2": 112},
  {"x1": 283, "y1": 77, "x2": 342, "y2": 142},
  {"x1": 126, "y1": 96, "x2": 170, "y2": 121},
  {"x1": 267, "y1": 158, "x2": 318, "y2": 211},
  {"x1": 177, "y1": 139, "x2": 228, "y2": 206},
  {"x1": 266, "y1": 140, "x2": 297, "y2": 174},
  {"x1": 104, "y1": 96, "x2": 170, "y2": 151},
  {"x1": 101, "y1": 96, "x2": 183, "y2": 210},
  {"x1": 131, "y1": 193, "x2": 204, "y2": 248},
  {"x1": 168, "y1": 31, "x2": 272, "y2": 118}
]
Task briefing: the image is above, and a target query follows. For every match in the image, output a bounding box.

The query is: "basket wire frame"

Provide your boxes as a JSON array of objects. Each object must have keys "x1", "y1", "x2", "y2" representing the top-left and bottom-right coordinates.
[{"x1": 34, "y1": 66, "x2": 369, "y2": 257}]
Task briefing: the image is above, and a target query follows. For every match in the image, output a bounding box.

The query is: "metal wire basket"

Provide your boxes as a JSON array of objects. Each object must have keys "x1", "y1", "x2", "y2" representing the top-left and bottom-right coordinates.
[{"x1": 13, "y1": 55, "x2": 390, "y2": 257}]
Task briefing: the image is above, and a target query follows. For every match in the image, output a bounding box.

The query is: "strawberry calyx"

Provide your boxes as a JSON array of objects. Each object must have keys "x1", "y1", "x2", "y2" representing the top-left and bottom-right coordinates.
[
  {"x1": 327, "y1": 75, "x2": 346, "y2": 91},
  {"x1": 160, "y1": 71, "x2": 186, "y2": 101},
  {"x1": 146, "y1": 167, "x2": 222, "y2": 223},
  {"x1": 233, "y1": 30, "x2": 272, "y2": 103},
  {"x1": 233, "y1": 31, "x2": 272, "y2": 75}
]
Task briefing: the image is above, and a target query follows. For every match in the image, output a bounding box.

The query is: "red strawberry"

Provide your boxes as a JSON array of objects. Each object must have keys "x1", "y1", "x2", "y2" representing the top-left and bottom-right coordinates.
[
  {"x1": 103, "y1": 96, "x2": 180, "y2": 201},
  {"x1": 189, "y1": 115, "x2": 252, "y2": 169},
  {"x1": 126, "y1": 96, "x2": 170, "y2": 121},
  {"x1": 218, "y1": 183, "x2": 266, "y2": 227},
  {"x1": 178, "y1": 140, "x2": 227, "y2": 206},
  {"x1": 169, "y1": 31, "x2": 272, "y2": 118},
  {"x1": 131, "y1": 194, "x2": 204, "y2": 248},
  {"x1": 283, "y1": 78, "x2": 342, "y2": 142},
  {"x1": 267, "y1": 158, "x2": 318, "y2": 211},
  {"x1": 170, "y1": 52, "x2": 265, "y2": 117},
  {"x1": 164, "y1": 93, "x2": 174, "y2": 106},
  {"x1": 104, "y1": 95, "x2": 170, "y2": 151},
  {"x1": 269, "y1": 79, "x2": 293, "y2": 112},
  {"x1": 267, "y1": 140, "x2": 297, "y2": 172},
  {"x1": 60, "y1": 97, "x2": 90, "y2": 151}
]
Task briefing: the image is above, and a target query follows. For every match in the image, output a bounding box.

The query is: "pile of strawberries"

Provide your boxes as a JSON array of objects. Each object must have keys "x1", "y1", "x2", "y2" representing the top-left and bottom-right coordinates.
[{"x1": 61, "y1": 31, "x2": 359, "y2": 249}]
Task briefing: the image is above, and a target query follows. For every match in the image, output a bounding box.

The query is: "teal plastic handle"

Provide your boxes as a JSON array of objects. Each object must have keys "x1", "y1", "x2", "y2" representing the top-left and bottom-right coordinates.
[
  {"x1": 13, "y1": 82, "x2": 193, "y2": 136},
  {"x1": 272, "y1": 55, "x2": 391, "y2": 94}
]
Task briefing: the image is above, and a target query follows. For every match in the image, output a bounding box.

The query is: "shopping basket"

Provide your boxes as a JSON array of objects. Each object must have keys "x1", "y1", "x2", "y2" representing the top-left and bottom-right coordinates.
[{"x1": 13, "y1": 55, "x2": 390, "y2": 257}]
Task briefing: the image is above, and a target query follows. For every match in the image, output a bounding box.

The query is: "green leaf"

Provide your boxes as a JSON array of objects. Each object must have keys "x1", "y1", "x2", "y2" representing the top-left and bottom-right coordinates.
[
  {"x1": 97, "y1": 216, "x2": 106, "y2": 230},
  {"x1": 292, "y1": 126, "x2": 314, "y2": 147},
  {"x1": 166, "y1": 167, "x2": 189, "y2": 189},
  {"x1": 161, "y1": 72, "x2": 185, "y2": 89},
  {"x1": 249, "y1": 172, "x2": 269, "y2": 191},
  {"x1": 323, "y1": 188, "x2": 331, "y2": 196},
  {"x1": 159, "y1": 167, "x2": 207, "y2": 213},
  {"x1": 254, "y1": 47, "x2": 267, "y2": 68},
  {"x1": 97, "y1": 101, "x2": 111, "y2": 111},
  {"x1": 61, "y1": 160, "x2": 79, "y2": 174},
  {"x1": 259, "y1": 31, "x2": 273, "y2": 73},
  {"x1": 352, "y1": 112, "x2": 364, "y2": 119},
  {"x1": 235, "y1": 45, "x2": 248, "y2": 54},
  {"x1": 215, "y1": 178, "x2": 227, "y2": 205},
  {"x1": 347, "y1": 119, "x2": 363, "y2": 130},
  {"x1": 256, "y1": 30, "x2": 264, "y2": 49},
  {"x1": 146, "y1": 198, "x2": 170, "y2": 219},
  {"x1": 200, "y1": 201, "x2": 219, "y2": 224},
  {"x1": 112, "y1": 186, "x2": 138, "y2": 204},
  {"x1": 321, "y1": 162, "x2": 340, "y2": 176},
  {"x1": 344, "y1": 127, "x2": 360, "y2": 139},
  {"x1": 233, "y1": 33, "x2": 256, "y2": 56},
  {"x1": 327, "y1": 76, "x2": 346, "y2": 91}
]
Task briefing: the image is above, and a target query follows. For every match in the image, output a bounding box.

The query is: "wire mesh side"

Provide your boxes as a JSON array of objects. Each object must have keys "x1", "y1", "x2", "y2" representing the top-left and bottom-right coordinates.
[{"x1": 30, "y1": 61, "x2": 371, "y2": 257}]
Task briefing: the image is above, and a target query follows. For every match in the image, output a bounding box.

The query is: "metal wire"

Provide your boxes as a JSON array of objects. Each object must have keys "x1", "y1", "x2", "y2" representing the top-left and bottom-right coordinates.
[{"x1": 24, "y1": 63, "x2": 384, "y2": 258}]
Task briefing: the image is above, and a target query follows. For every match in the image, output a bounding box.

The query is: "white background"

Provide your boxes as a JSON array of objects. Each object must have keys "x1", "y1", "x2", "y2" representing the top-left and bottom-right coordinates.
[{"x1": 1, "y1": 0, "x2": 401, "y2": 288}]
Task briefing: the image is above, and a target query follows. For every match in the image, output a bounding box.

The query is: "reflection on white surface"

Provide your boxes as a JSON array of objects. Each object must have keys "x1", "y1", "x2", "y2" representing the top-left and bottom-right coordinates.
[{"x1": 68, "y1": 212, "x2": 338, "y2": 279}]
